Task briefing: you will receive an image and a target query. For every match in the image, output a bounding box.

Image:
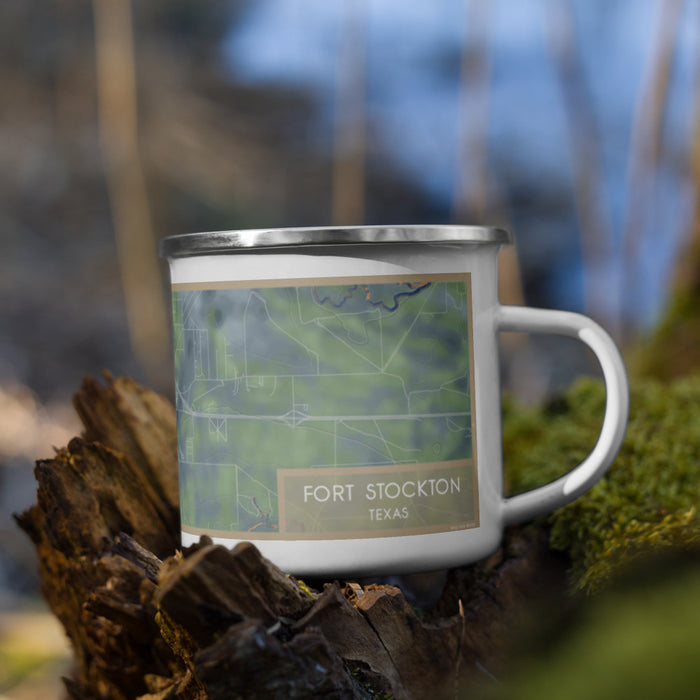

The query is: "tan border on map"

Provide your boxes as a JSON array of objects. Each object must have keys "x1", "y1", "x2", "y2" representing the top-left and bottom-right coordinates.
[{"x1": 172, "y1": 272, "x2": 471, "y2": 291}]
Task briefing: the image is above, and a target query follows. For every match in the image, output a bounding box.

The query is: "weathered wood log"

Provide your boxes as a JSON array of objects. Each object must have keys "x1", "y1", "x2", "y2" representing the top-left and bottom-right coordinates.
[{"x1": 16, "y1": 373, "x2": 566, "y2": 699}]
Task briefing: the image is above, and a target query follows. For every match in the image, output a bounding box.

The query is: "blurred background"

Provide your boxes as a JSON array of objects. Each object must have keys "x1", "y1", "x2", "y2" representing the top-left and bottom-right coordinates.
[{"x1": 0, "y1": 0, "x2": 698, "y2": 695}]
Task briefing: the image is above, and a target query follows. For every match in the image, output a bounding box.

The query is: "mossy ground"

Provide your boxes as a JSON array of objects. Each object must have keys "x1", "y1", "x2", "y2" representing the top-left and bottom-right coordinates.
[
  {"x1": 479, "y1": 557, "x2": 700, "y2": 700},
  {"x1": 502, "y1": 375, "x2": 700, "y2": 594}
]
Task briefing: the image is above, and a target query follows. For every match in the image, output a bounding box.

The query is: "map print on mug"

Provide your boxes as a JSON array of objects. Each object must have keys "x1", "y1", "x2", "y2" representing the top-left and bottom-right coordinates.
[{"x1": 172, "y1": 274, "x2": 479, "y2": 540}]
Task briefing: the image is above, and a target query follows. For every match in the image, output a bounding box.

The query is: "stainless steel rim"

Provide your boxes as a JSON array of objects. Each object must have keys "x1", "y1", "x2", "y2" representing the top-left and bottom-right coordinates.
[{"x1": 159, "y1": 225, "x2": 512, "y2": 258}]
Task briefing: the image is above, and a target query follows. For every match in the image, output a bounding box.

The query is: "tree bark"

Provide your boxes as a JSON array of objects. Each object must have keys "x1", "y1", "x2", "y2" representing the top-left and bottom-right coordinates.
[{"x1": 16, "y1": 372, "x2": 566, "y2": 699}]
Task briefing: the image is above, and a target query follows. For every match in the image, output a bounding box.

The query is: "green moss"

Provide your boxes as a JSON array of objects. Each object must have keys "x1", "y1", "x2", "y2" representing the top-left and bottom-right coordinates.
[
  {"x1": 632, "y1": 284, "x2": 700, "y2": 381},
  {"x1": 503, "y1": 376, "x2": 700, "y2": 593},
  {"x1": 484, "y1": 562, "x2": 700, "y2": 700},
  {"x1": 290, "y1": 577, "x2": 318, "y2": 599},
  {"x1": 348, "y1": 666, "x2": 394, "y2": 699}
]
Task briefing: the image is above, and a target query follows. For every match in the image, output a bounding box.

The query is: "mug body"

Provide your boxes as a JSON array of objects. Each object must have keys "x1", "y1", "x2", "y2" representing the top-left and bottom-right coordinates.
[{"x1": 161, "y1": 226, "x2": 511, "y2": 576}]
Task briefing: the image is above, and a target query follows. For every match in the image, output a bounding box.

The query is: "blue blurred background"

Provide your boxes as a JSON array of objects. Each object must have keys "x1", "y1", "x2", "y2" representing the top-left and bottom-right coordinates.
[
  {"x1": 227, "y1": 0, "x2": 696, "y2": 328},
  {"x1": 0, "y1": 1, "x2": 698, "y2": 694}
]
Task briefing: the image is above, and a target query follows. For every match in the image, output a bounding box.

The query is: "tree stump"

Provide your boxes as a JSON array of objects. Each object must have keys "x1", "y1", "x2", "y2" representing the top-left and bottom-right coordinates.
[{"x1": 16, "y1": 373, "x2": 566, "y2": 699}]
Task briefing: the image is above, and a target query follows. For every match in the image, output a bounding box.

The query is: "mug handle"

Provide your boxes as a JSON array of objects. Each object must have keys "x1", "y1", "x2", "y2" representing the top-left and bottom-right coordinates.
[{"x1": 497, "y1": 305, "x2": 630, "y2": 525}]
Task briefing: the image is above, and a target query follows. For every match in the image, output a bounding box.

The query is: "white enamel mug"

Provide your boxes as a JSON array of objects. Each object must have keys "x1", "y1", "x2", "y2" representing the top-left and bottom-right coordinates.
[{"x1": 160, "y1": 226, "x2": 629, "y2": 576}]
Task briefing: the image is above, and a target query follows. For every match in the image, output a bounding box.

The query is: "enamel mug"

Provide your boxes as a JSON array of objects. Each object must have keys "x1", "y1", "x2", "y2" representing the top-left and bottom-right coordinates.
[{"x1": 160, "y1": 226, "x2": 629, "y2": 576}]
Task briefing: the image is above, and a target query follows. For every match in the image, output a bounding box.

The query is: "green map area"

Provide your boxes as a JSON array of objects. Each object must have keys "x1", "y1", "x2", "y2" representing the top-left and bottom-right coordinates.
[{"x1": 172, "y1": 277, "x2": 475, "y2": 536}]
